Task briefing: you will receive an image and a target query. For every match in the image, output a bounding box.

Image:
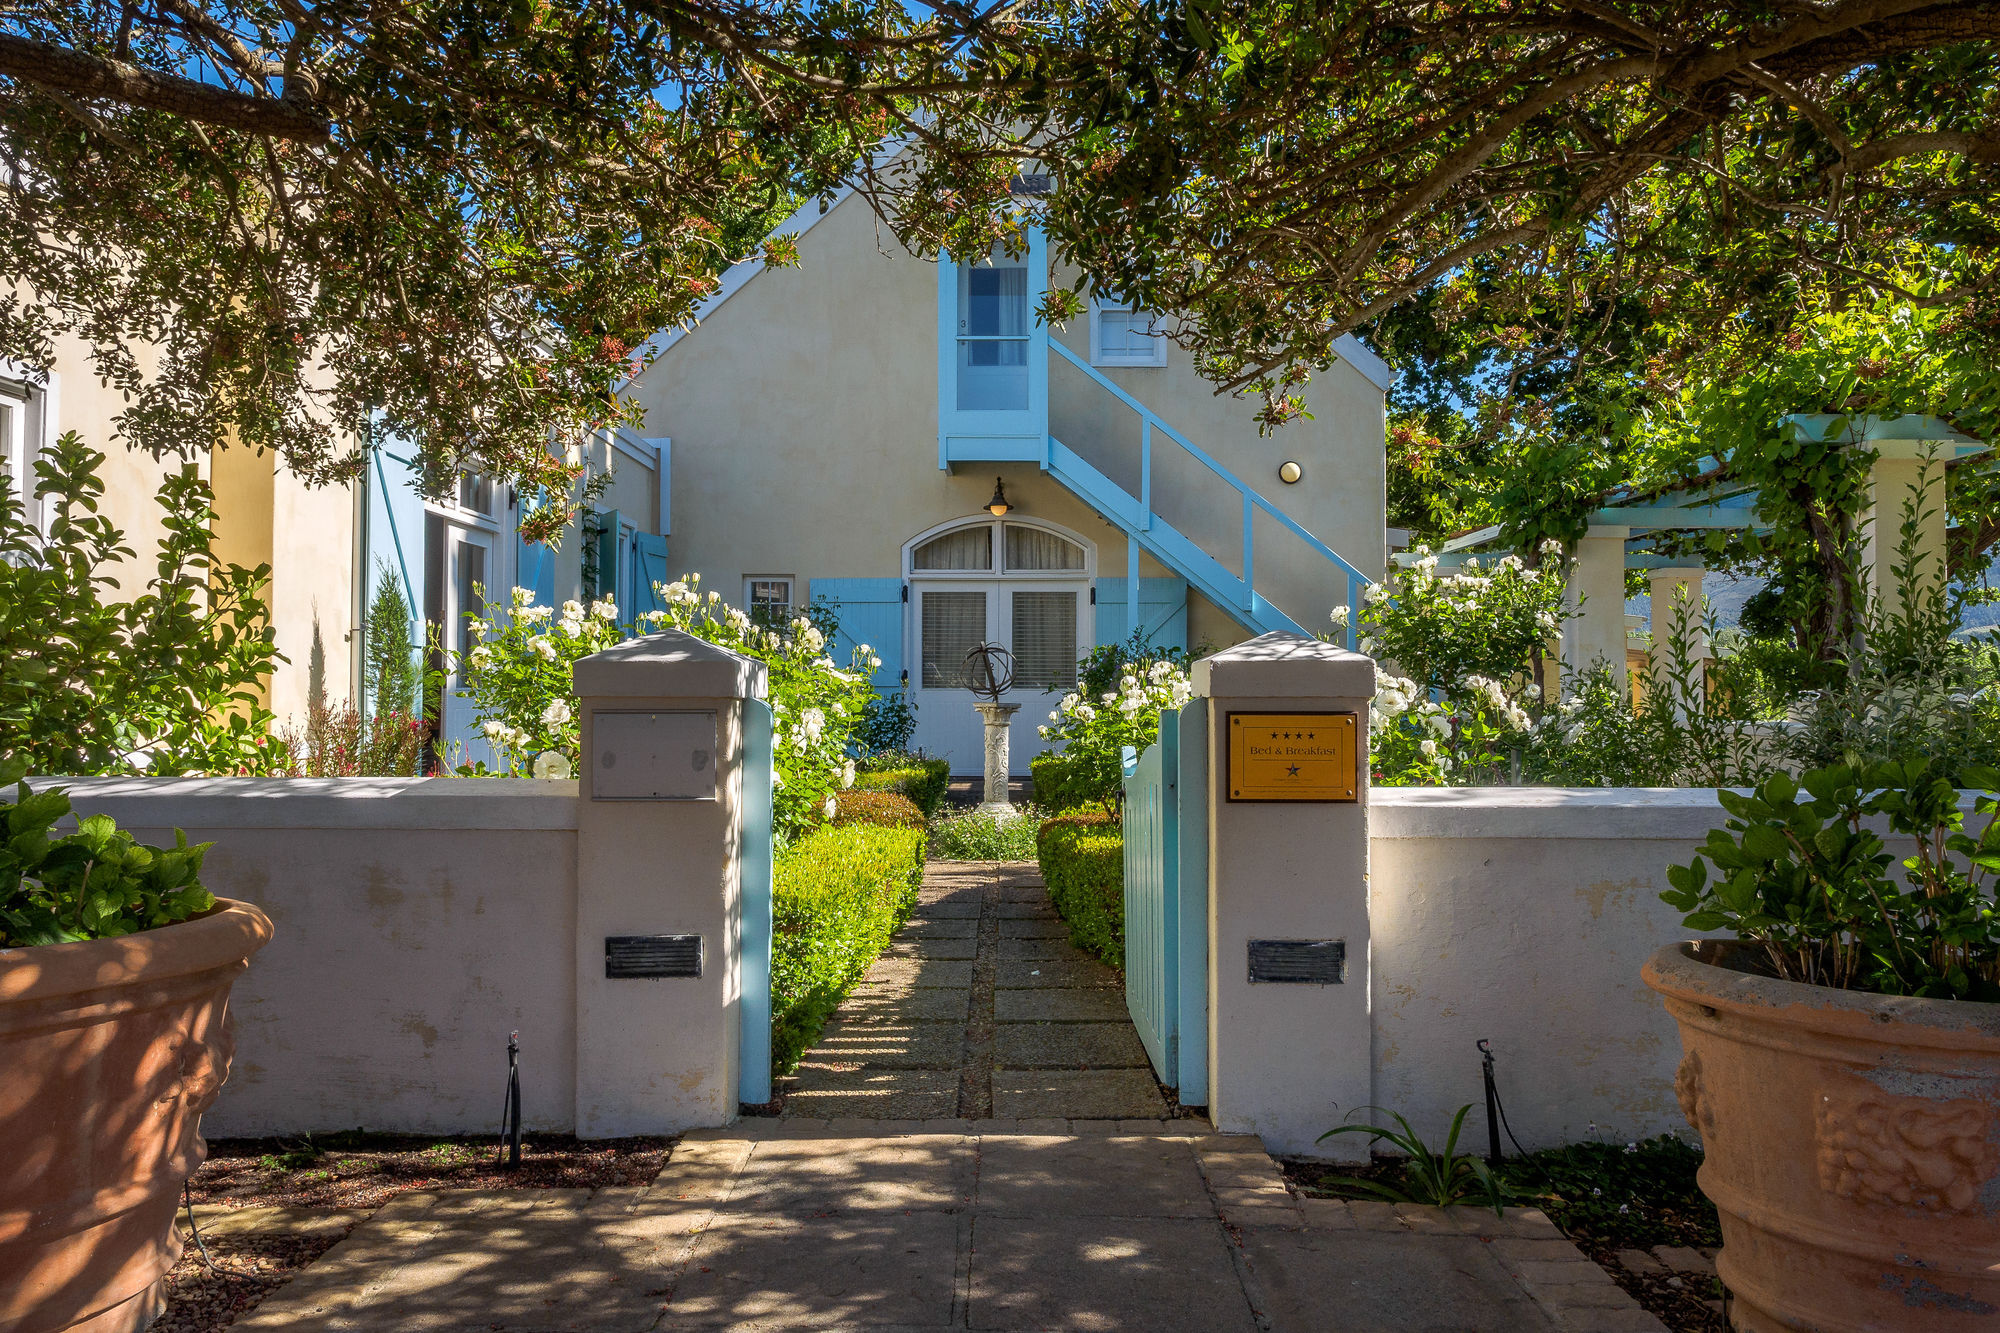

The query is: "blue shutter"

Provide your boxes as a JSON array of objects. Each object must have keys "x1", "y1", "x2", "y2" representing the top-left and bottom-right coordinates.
[
  {"x1": 1094, "y1": 577, "x2": 1188, "y2": 651},
  {"x1": 515, "y1": 492, "x2": 559, "y2": 610},
  {"x1": 364, "y1": 441, "x2": 425, "y2": 716},
  {"x1": 811, "y1": 578, "x2": 906, "y2": 692},
  {"x1": 629, "y1": 532, "x2": 670, "y2": 624}
]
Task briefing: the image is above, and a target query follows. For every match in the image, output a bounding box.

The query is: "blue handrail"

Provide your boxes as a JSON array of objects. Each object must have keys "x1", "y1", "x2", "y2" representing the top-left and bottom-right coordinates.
[{"x1": 1049, "y1": 339, "x2": 1365, "y2": 642}]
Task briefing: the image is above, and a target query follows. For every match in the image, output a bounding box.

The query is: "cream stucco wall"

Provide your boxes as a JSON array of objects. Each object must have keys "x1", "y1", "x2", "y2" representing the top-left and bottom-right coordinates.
[
  {"x1": 16, "y1": 320, "x2": 358, "y2": 727},
  {"x1": 623, "y1": 194, "x2": 1383, "y2": 640}
]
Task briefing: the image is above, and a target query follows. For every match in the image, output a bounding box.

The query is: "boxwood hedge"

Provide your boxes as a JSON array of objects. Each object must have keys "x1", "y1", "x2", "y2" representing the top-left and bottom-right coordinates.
[{"x1": 1034, "y1": 813, "x2": 1124, "y2": 969}]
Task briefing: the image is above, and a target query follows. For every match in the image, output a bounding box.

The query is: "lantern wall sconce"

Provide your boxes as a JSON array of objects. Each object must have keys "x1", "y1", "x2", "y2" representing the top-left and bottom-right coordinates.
[
  {"x1": 986, "y1": 477, "x2": 1014, "y2": 516},
  {"x1": 1278, "y1": 461, "x2": 1303, "y2": 484}
]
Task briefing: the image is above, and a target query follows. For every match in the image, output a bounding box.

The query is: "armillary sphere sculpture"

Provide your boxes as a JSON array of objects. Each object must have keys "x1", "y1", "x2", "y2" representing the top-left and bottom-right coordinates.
[{"x1": 962, "y1": 641, "x2": 1016, "y2": 703}]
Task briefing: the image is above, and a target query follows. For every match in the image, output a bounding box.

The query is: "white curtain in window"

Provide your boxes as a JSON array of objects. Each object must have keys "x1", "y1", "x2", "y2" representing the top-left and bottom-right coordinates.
[
  {"x1": 1011, "y1": 591, "x2": 1078, "y2": 690},
  {"x1": 921, "y1": 591, "x2": 989, "y2": 687},
  {"x1": 1004, "y1": 524, "x2": 1084, "y2": 572},
  {"x1": 967, "y1": 265, "x2": 1028, "y2": 337},
  {"x1": 914, "y1": 526, "x2": 994, "y2": 571}
]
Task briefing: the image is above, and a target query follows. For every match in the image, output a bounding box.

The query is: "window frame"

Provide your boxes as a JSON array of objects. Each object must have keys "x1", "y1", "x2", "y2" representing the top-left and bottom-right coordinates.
[
  {"x1": 1088, "y1": 299, "x2": 1168, "y2": 368},
  {"x1": 902, "y1": 516, "x2": 1092, "y2": 582},
  {"x1": 744, "y1": 575, "x2": 796, "y2": 624}
]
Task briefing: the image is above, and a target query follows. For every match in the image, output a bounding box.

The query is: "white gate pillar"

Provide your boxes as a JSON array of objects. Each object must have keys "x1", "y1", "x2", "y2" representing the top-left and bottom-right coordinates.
[
  {"x1": 571, "y1": 630, "x2": 768, "y2": 1137},
  {"x1": 1192, "y1": 632, "x2": 1375, "y2": 1157}
]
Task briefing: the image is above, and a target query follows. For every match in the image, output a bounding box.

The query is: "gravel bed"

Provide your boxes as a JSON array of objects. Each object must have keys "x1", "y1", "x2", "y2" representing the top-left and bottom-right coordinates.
[
  {"x1": 189, "y1": 1132, "x2": 671, "y2": 1209},
  {"x1": 154, "y1": 1232, "x2": 346, "y2": 1333}
]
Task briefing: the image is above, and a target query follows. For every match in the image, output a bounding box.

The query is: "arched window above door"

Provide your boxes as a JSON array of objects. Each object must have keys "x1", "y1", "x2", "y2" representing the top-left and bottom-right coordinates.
[{"x1": 908, "y1": 519, "x2": 1086, "y2": 577}]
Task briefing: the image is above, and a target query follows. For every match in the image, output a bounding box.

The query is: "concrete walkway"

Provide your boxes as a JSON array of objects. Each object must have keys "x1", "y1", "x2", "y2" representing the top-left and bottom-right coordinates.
[
  {"x1": 780, "y1": 861, "x2": 1168, "y2": 1121},
  {"x1": 227, "y1": 859, "x2": 1668, "y2": 1331}
]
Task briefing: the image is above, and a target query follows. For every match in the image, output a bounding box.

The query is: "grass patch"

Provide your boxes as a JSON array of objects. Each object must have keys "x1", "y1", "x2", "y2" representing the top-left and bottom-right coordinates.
[{"x1": 928, "y1": 807, "x2": 1041, "y2": 860}]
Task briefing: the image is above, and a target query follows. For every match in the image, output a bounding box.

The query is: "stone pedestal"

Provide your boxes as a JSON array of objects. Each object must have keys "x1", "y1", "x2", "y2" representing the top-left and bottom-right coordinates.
[{"x1": 974, "y1": 701, "x2": 1021, "y2": 816}]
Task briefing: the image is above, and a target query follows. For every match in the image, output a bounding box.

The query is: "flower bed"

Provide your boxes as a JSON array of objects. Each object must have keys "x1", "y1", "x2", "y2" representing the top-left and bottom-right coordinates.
[
  {"x1": 770, "y1": 820, "x2": 925, "y2": 1072},
  {"x1": 1035, "y1": 813, "x2": 1124, "y2": 968}
]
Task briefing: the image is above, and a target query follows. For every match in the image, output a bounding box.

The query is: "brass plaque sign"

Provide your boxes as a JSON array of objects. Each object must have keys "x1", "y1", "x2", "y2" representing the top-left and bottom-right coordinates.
[{"x1": 1227, "y1": 712, "x2": 1358, "y2": 802}]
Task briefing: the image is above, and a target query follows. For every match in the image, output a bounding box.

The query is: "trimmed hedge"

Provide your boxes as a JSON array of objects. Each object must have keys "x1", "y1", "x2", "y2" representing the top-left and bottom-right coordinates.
[
  {"x1": 854, "y1": 754, "x2": 951, "y2": 817},
  {"x1": 1035, "y1": 813, "x2": 1125, "y2": 969},
  {"x1": 830, "y1": 788, "x2": 925, "y2": 828},
  {"x1": 1031, "y1": 751, "x2": 1107, "y2": 814},
  {"x1": 771, "y1": 822, "x2": 924, "y2": 1074}
]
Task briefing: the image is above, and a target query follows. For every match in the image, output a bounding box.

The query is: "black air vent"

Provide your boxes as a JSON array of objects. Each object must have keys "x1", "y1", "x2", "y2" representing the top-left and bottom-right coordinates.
[
  {"x1": 605, "y1": 934, "x2": 703, "y2": 979},
  {"x1": 1248, "y1": 939, "x2": 1344, "y2": 985}
]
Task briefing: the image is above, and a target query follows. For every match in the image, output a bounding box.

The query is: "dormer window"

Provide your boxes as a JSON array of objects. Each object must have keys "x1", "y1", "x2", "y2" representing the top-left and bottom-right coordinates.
[{"x1": 1090, "y1": 300, "x2": 1168, "y2": 367}]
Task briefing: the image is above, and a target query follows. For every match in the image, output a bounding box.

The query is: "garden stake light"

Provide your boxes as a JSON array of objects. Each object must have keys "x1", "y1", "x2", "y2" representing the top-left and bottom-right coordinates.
[
  {"x1": 498, "y1": 1031, "x2": 523, "y2": 1170},
  {"x1": 1479, "y1": 1039, "x2": 1502, "y2": 1166}
]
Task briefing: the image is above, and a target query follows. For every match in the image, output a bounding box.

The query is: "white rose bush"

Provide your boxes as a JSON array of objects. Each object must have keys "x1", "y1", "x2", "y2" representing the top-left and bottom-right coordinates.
[
  {"x1": 455, "y1": 573, "x2": 876, "y2": 840},
  {"x1": 1038, "y1": 654, "x2": 1194, "y2": 815},
  {"x1": 1348, "y1": 542, "x2": 1569, "y2": 786}
]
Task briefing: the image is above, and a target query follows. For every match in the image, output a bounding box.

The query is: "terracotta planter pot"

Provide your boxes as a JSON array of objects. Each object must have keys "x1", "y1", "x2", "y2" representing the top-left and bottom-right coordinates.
[
  {"x1": 0, "y1": 901, "x2": 273, "y2": 1333},
  {"x1": 1644, "y1": 941, "x2": 2000, "y2": 1331}
]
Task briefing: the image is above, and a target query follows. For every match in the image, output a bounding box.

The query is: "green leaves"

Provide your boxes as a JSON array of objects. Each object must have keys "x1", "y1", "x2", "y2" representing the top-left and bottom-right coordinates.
[
  {"x1": 1316, "y1": 1105, "x2": 1515, "y2": 1218},
  {"x1": 1, "y1": 434, "x2": 287, "y2": 777},
  {"x1": 1665, "y1": 760, "x2": 2000, "y2": 999},
  {"x1": 0, "y1": 772, "x2": 216, "y2": 948}
]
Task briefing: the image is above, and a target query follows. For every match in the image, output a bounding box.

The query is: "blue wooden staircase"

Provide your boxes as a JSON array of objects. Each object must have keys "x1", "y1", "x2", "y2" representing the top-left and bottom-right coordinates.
[{"x1": 1039, "y1": 342, "x2": 1364, "y2": 640}]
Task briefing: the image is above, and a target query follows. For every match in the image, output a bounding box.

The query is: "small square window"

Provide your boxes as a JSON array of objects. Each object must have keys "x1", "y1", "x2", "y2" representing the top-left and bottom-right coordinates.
[
  {"x1": 746, "y1": 577, "x2": 794, "y2": 625},
  {"x1": 1090, "y1": 301, "x2": 1167, "y2": 367}
]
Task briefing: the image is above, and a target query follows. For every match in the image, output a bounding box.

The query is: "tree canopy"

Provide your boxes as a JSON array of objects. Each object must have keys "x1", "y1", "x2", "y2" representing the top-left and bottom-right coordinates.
[{"x1": 5, "y1": 1, "x2": 1999, "y2": 532}]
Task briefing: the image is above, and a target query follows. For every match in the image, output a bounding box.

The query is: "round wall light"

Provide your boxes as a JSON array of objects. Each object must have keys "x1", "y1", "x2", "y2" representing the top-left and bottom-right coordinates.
[
  {"x1": 986, "y1": 476, "x2": 1014, "y2": 516},
  {"x1": 1278, "y1": 461, "x2": 1303, "y2": 484}
]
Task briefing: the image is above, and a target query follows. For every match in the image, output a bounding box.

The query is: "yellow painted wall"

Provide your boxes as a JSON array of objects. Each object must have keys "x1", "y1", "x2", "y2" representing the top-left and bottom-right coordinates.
[{"x1": 624, "y1": 192, "x2": 1385, "y2": 641}]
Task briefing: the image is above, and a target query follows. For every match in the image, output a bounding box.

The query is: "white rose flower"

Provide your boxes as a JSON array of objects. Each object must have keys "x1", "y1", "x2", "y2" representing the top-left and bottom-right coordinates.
[
  {"x1": 823, "y1": 796, "x2": 838, "y2": 820},
  {"x1": 841, "y1": 759, "x2": 856, "y2": 788},
  {"x1": 482, "y1": 719, "x2": 505, "y2": 740},
  {"x1": 530, "y1": 636, "x2": 558, "y2": 661},
  {"x1": 560, "y1": 616, "x2": 584, "y2": 637},
  {"x1": 469, "y1": 645, "x2": 492, "y2": 669},
  {"x1": 1420, "y1": 739, "x2": 1438, "y2": 757},
  {"x1": 511, "y1": 586, "x2": 534, "y2": 607},
  {"x1": 541, "y1": 700, "x2": 572, "y2": 728},
  {"x1": 590, "y1": 598, "x2": 616, "y2": 620}
]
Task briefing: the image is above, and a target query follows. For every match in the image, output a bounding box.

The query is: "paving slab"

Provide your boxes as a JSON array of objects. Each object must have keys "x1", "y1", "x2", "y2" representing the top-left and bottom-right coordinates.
[
  {"x1": 885, "y1": 936, "x2": 979, "y2": 961},
  {"x1": 996, "y1": 957, "x2": 1120, "y2": 989},
  {"x1": 975, "y1": 1136, "x2": 1212, "y2": 1218},
  {"x1": 779, "y1": 1065, "x2": 962, "y2": 1118},
  {"x1": 992, "y1": 1068, "x2": 1170, "y2": 1120},
  {"x1": 1236, "y1": 1228, "x2": 1561, "y2": 1333},
  {"x1": 995, "y1": 987, "x2": 1130, "y2": 1022},
  {"x1": 999, "y1": 918, "x2": 1072, "y2": 938},
  {"x1": 994, "y1": 899, "x2": 1057, "y2": 916},
  {"x1": 805, "y1": 1020, "x2": 967, "y2": 1069},
  {"x1": 858, "y1": 955, "x2": 975, "y2": 989},
  {"x1": 187, "y1": 1204, "x2": 370, "y2": 1237},
  {"x1": 994, "y1": 1021, "x2": 1150, "y2": 1068},
  {"x1": 968, "y1": 1215, "x2": 1257, "y2": 1332},
  {"x1": 896, "y1": 917, "x2": 978, "y2": 939},
  {"x1": 827, "y1": 988, "x2": 972, "y2": 1024},
  {"x1": 908, "y1": 898, "x2": 982, "y2": 918},
  {"x1": 668, "y1": 1211, "x2": 959, "y2": 1330},
  {"x1": 724, "y1": 1133, "x2": 976, "y2": 1215}
]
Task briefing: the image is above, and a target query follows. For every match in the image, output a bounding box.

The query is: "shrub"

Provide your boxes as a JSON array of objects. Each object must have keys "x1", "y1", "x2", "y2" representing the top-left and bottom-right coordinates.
[
  {"x1": 854, "y1": 756, "x2": 950, "y2": 817},
  {"x1": 1036, "y1": 814, "x2": 1124, "y2": 967},
  {"x1": 1664, "y1": 760, "x2": 2000, "y2": 1000},
  {"x1": 281, "y1": 696, "x2": 425, "y2": 776},
  {"x1": 1037, "y1": 651, "x2": 1193, "y2": 814},
  {"x1": 1030, "y1": 752, "x2": 1093, "y2": 812},
  {"x1": 856, "y1": 690, "x2": 918, "y2": 753},
  {"x1": 930, "y1": 808, "x2": 1040, "y2": 861},
  {"x1": 770, "y1": 822, "x2": 924, "y2": 1071},
  {"x1": 1, "y1": 432, "x2": 286, "y2": 776},
  {"x1": 830, "y1": 789, "x2": 924, "y2": 829},
  {"x1": 0, "y1": 761, "x2": 215, "y2": 946}
]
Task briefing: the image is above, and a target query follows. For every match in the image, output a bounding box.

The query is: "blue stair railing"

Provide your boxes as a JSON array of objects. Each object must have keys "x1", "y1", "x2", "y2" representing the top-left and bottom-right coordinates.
[{"x1": 1046, "y1": 339, "x2": 1364, "y2": 645}]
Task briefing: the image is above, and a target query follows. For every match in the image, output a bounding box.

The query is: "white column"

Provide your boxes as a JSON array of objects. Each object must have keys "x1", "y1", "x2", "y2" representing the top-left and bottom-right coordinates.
[
  {"x1": 571, "y1": 630, "x2": 767, "y2": 1137},
  {"x1": 1192, "y1": 631, "x2": 1375, "y2": 1157},
  {"x1": 1561, "y1": 526, "x2": 1631, "y2": 700},
  {"x1": 1862, "y1": 447, "x2": 1949, "y2": 621},
  {"x1": 1646, "y1": 567, "x2": 1708, "y2": 718}
]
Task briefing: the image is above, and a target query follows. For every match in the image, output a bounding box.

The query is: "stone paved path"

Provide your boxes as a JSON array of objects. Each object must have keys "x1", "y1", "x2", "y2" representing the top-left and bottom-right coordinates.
[
  {"x1": 230, "y1": 1124, "x2": 1666, "y2": 1331},
  {"x1": 780, "y1": 861, "x2": 1171, "y2": 1121}
]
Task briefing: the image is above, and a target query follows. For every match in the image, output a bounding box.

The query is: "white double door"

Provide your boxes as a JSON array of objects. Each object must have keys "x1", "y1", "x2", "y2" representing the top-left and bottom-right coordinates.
[
  {"x1": 911, "y1": 579, "x2": 1090, "y2": 776},
  {"x1": 430, "y1": 479, "x2": 516, "y2": 770}
]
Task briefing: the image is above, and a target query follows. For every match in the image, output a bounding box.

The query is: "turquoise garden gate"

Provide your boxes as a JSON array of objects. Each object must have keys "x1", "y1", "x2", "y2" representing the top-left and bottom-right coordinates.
[{"x1": 1120, "y1": 702, "x2": 1209, "y2": 1105}]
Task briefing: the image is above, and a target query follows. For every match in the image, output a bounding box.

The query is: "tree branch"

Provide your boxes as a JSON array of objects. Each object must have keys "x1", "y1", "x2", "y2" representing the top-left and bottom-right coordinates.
[{"x1": 0, "y1": 34, "x2": 331, "y2": 142}]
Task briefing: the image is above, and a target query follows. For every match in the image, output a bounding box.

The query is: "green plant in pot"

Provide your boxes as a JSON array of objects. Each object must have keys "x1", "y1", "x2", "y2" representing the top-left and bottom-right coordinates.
[
  {"x1": 0, "y1": 760, "x2": 273, "y2": 1333},
  {"x1": 1644, "y1": 760, "x2": 2000, "y2": 1332}
]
